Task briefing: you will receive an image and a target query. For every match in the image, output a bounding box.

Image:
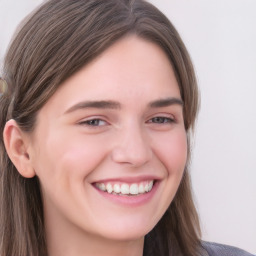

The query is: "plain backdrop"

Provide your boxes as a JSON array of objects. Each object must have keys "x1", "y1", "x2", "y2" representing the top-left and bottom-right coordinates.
[{"x1": 0, "y1": 0, "x2": 255, "y2": 254}]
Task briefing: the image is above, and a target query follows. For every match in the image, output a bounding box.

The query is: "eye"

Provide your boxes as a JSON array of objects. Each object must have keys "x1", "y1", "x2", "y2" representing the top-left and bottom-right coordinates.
[
  {"x1": 78, "y1": 118, "x2": 108, "y2": 127},
  {"x1": 148, "y1": 116, "x2": 175, "y2": 124}
]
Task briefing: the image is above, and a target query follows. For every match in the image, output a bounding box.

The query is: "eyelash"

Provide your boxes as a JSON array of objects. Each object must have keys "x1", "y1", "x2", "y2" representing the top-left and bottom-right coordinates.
[
  {"x1": 147, "y1": 116, "x2": 175, "y2": 124},
  {"x1": 79, "y1": 118, "x2": 107, "y2": 127},
  {"x1": 78, "y1": 116, "x2": 175, "y2": 128}
]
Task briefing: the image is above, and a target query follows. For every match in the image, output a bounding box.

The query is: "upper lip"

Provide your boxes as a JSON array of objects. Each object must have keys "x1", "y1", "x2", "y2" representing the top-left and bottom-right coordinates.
[{"x1": 91, "y1": 175, "x2": 162, "y2": 184}]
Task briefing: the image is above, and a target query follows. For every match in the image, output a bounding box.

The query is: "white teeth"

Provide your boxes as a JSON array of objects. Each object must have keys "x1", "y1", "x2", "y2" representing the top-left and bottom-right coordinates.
[
  {"x1": 148, "y1": 181, "x2": 153, "y2": 191},
  {"x1": 113, "y1": 184, "x2": 121, "y2": 193},
  {"x1": 96, "y1": 183, "x2": 106, "y2": 191},
  {"x1": 121, "y1": 184, "x2": 129, "y2": 195},
  {"x1": 130, "y1": 184, "x2": 139, "y2": 195},
  {"x1": 106, "y1": 183, "x2": 113, "y2": 193},
  {"x1": 95, "y1": 180, "x2": 154, "y2": 196},
  {"x1": 144, "y1": 183, "x2": 149, "y2": 192},
  {"x1": 139, "y1": 183, "x2": 145, "y2": 194}
]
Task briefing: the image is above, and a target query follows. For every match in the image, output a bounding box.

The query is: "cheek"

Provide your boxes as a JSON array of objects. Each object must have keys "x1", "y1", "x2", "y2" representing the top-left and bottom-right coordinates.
[
  {"x1": 154, "y1": 129, "x2": 187, "y2": 175},
  {"x1": 33, "y1": 134, "x2": 109, "y2": 183},
  {"x1": 149, "y1": 129, "x2": 187, "y2": 219}
]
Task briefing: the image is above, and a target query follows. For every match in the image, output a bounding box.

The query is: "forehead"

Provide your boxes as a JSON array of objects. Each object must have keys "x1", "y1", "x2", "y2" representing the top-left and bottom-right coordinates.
[{"x1": 40, "y1": 35, "x2": 180, "y2": 115}]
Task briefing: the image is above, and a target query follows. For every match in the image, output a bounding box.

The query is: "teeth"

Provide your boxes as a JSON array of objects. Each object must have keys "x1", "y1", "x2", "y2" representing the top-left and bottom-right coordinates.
[
  {"x1": 130, "y1": 184, "x2": 139, "y2": 195},
  {"x1": 106, "y1": 183, "x2": 113, "y2": 193},
  {"x1": 148, "y1": 181, "x2": 153, "y2": 191},
  {"x1": 120, "y1": 184, "x2": 129, "y2": 194},
  {"x1": 95, "y1": 181, "x2": 154, "y2": 196},
  {"x1": 113, "y1": 184, "x2": 121, "y2": 193},
  {"x1": 96, "y1": 183, "x2": 106, "y2": 191},
  {"x1": 144, "y1": 183, "x2": 149, "y2": 192},
  {"x1": 138, "y1": 183, "x2": 145, "y2": 193}
]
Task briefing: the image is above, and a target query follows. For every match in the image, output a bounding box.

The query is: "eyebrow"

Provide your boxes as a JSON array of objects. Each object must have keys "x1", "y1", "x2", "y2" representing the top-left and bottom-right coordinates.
[
  {"x1": 64, "y1": 100, "x2": 121, "y2": 114},
  {"x1": 64, "y1": 97, "x2": 183, "y2": 114},
  {"x1": 148, "y1": 97, "x2": 183, "y2": 108}
]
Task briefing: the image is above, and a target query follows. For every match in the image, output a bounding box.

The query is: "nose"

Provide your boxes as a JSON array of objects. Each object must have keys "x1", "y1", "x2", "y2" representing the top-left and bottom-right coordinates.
[{"x1": 111, "y1": 124, "x2": 152, "y2": 167}]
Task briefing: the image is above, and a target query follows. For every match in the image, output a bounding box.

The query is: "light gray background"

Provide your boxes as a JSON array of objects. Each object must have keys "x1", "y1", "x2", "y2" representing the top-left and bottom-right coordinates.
[{"x1": 0, "y1": 0, "x2": 255, "y2": 254}]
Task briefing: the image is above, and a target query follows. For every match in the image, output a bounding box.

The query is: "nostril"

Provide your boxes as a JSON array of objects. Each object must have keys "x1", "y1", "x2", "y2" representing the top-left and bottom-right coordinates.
[{"x1": 111, "y1": 145, "x2": 152, "y2": 167}]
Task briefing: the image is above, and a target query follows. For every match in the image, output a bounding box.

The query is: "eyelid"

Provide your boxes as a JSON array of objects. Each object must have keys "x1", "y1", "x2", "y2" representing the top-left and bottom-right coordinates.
[
  {"x1": 77, "y1": 116, "x2": 109, "y2": 127},
  {"x1": 148, "y1": 117, "x2": 175, "y2": 124},
  {"x1": 147, "y1": 113, "x2": 176, "y2": 123}
]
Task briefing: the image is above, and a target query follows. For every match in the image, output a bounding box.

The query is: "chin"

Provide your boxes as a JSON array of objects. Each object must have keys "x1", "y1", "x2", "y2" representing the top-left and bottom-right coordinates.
[{"x1": 96, "y1": 219, "x2": 156, "y2": 242}]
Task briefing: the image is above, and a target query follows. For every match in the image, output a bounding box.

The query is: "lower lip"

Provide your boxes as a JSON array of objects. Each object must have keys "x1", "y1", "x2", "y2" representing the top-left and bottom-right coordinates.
[{"x1": 93, "y1": 181, "x2": 159, "y2": 207}]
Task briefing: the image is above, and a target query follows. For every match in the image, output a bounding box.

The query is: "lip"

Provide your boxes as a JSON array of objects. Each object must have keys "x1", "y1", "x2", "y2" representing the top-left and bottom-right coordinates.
[{"x1": 92, "y1": 178, "x2": 160, "y2": 207}]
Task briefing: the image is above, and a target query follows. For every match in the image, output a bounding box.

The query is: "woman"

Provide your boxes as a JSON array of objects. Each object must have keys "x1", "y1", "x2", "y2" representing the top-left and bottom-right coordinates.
[{"x1": 0, "y1": 0, "x2": 253, "y2": 255}]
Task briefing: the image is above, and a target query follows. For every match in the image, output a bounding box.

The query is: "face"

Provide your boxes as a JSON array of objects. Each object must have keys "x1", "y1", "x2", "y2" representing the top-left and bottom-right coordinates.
[{"x1": 28, "y1": 36, "x2": 187, "y2": 243}]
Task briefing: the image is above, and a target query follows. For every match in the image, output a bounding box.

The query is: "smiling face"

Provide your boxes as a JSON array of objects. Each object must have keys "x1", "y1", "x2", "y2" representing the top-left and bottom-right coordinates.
[{"x1": 28, "y1": 36, "x2": 187, "y2": 249}]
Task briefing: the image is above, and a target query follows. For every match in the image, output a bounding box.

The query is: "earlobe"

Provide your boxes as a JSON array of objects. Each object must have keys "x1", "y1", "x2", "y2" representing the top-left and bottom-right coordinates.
[{"x1": 3, "y1": 119, "x2": 36, "y2": 178}]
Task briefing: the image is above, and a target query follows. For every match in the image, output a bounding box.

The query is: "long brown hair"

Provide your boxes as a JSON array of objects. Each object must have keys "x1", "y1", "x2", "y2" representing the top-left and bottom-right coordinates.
[{"x1": 0, "y1": 0, "x2": 202, "y2": 255}]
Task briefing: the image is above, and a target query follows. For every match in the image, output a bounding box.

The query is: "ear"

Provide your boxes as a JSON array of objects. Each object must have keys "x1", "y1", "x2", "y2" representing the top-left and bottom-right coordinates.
[{"x1": 3, "y1": 119, "x2": 36, "y2": 178}]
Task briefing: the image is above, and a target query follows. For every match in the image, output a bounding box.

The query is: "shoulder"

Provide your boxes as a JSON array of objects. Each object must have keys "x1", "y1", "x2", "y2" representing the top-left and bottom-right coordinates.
[{"x1": 201, "y1": 241, "x2": 255, "y2": 256}]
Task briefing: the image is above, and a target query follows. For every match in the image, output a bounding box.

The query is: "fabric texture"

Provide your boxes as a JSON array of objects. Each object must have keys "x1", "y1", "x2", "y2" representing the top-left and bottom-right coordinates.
[{"x1": 202, "y1": 241, "x2": 255, "y2": 256}]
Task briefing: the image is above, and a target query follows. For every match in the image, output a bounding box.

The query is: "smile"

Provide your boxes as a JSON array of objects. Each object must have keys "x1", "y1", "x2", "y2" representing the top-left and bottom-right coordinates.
[{"x1": 95, "y1": 181, "x2": 154, "y2": 196}]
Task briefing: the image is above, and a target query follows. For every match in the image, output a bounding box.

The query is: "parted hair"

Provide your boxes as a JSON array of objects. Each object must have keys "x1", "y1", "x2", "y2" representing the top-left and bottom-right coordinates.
[{"x1": 0, "y1": 0, "x2": 203, "y2": 255}]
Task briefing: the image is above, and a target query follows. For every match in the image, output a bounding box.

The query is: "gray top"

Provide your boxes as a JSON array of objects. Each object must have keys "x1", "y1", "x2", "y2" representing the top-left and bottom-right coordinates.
[{"x1": 202, "y1": 241, "x2": 255, "y2": 256}]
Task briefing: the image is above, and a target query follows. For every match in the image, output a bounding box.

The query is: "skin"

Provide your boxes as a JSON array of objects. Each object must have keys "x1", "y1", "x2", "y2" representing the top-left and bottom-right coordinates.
[{"x1": 4, "y1": 35, "x2": 187, "y2": 256}]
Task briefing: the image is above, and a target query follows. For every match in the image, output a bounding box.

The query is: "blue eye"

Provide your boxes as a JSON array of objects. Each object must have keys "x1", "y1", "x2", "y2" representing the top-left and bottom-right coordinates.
[
  {"x1": 80, "y1": 119, "x2": 107, "y2": 126},
  {"x1": 150, "y1": 117, "x2": 174, "y2": 124}
]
